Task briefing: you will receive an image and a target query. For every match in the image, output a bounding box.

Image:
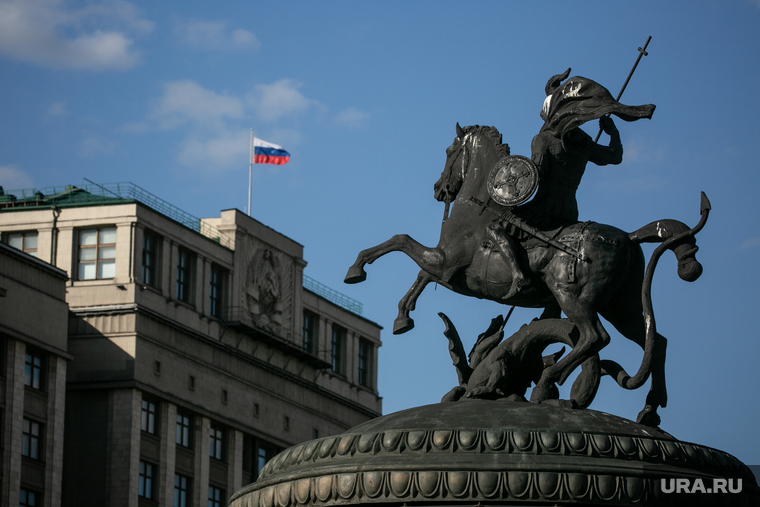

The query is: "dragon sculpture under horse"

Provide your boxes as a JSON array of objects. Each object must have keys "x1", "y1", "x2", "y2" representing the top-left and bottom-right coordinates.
[{"x1": 345, "y1": 124, "x2": 709, "y2": 426}]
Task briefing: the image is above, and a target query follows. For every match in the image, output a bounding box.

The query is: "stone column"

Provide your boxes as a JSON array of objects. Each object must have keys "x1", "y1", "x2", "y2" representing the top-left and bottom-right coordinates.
[
  {"x1": 194, "y1": 416, "x2": 211, "y2": 507},
  {"x1": 159, "y1": 403, "x2": 178, "y2": 507},
  {"x1": 115, "y1": 222, "x2": 133, "y2": 283},
  {"x1": 133, "y1": 224, "x2": 145, "y2": 286},
  {"x1": 198, "y1": 256, "x2": 209, "y2": 316},
  {"x1": 43, "y1": 356, "x2": 67, "y2": 507},
  {"x1": 2, "y1": 340, "x2": 25, "y2": 507},
  {"x1": 227, "y1": 429, "x2": 244, "y2": 497},
  {"x1": 346, "y1": 331, "x2": 356, "y2": 384},
  {"x1": 36, "y1": 226, "x2": 53, "y2": 265},
  {"x1": 55, "y1": 226, "x2": 74, "y2": 281},
  {"x1": 106, "y1": 388, "x2": 141, "y2": 507},
  {"x1": 323, "y1": 318, "x2": 332, "y2": 367},
  {"x1": 165, "y1": 241, "x2": 177, "y2": 300}
]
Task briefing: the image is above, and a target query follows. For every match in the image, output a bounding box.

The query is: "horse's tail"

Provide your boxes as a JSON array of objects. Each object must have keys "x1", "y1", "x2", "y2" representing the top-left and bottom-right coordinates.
[
  {"x1": 628, "y1": 219, "x2": 703, "y2": 282},
  {"x1": 605, "y1": 192, "x2": 711, "y2": 391}
]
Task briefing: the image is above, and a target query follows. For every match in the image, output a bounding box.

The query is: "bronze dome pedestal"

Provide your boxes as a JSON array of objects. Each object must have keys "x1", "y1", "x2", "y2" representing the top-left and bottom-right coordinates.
[{"x1": 231, "y1": 401, "x2": 758, "y2": 507}]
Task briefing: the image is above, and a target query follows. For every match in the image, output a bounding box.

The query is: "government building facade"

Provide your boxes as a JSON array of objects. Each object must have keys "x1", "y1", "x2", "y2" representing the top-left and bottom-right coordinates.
[{"x1": 0, "y1": 182, "x2": 382, "y2": 507}]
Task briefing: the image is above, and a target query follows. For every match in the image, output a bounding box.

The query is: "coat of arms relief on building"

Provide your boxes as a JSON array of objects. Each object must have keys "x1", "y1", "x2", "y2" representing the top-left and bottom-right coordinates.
[{"x1": 243, "y1": 240, "x2": 293, "y2": 335}]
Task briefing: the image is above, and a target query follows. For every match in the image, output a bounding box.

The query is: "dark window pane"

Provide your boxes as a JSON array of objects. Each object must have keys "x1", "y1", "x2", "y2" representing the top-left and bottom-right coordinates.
[{"x1": 302, "y1": 311, "x2": 317, "y2": 354}]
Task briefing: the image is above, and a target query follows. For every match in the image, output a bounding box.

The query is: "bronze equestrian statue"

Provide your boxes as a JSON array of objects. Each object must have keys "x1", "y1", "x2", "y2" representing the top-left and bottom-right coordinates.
[{"x1": 345, "y1": 72, "x2": 709, "y2": 426}]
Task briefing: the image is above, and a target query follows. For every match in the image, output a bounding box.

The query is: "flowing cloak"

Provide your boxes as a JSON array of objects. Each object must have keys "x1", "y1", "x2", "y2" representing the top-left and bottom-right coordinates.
[
  {"x1": 541, "y1": 75, "x2": 655, "y2": 137},
  {"x1": 511, "y1": 75, "x2": 655, "y2": 232}
]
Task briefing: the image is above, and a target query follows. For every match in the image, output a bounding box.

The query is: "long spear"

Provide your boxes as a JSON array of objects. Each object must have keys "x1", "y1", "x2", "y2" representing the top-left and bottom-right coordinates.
[{"x1": 594, "y1": 35, "x2": 652, "y2": 143}]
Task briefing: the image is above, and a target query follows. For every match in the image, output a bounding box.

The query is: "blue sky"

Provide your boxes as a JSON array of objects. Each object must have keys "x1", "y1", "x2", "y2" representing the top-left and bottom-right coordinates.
[{"x1": 2, "y1": 1, "x2": 760, "y2": 464}]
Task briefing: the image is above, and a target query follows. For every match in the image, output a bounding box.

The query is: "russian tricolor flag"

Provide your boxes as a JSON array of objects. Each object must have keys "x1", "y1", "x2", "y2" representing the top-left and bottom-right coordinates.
[{"x1": 253, "y1": 138, "x2": 290, "y2": 165}]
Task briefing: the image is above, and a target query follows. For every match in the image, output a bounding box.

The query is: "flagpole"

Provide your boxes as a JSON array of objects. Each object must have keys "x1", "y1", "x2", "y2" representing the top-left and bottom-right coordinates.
[{"x1": 248, "y1": 128, "x2": 253, "y2": 217}]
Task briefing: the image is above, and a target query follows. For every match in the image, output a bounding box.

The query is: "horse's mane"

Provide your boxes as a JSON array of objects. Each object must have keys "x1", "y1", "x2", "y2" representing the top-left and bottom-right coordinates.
[{"x1": 462, "y1": 125, "x2": 511, "y2": 158}]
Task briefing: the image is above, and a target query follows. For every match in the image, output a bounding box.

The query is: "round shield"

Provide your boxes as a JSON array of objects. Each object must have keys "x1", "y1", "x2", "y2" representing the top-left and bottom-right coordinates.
[{"x1": 487, "y1": 155, "x2": 539, "y2": 207}]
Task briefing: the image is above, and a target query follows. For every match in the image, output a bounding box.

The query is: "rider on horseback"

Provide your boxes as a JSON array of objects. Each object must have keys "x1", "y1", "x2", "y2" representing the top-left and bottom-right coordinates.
[{"x1": 490, "y1": 69, "x2": 655, "y2": 300}]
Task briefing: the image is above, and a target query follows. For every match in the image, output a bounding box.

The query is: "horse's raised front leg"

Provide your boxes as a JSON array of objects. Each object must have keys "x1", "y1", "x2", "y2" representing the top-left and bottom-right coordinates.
[
  {"x1": 394, "y1": 270, "x2": 436, "y2": 334},
  {"x1": 345, "y1": 234, "x2": 445, "y2": 284}
]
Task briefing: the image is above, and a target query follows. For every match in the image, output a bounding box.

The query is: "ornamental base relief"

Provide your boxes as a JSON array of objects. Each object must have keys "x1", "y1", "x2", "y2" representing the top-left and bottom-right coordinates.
[{"x1": 230, "y1": 401, "x2": 759, "y2": 507}]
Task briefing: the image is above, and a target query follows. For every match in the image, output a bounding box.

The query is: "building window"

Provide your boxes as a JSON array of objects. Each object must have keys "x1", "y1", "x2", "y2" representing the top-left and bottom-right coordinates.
[
  {"x1": 24, "y1": 350, "x2": 43, "y2": 389},
  {"x1": 138, "y1": 461, "x2": 155, "y2": 499},
  {"x1": 331, "y1": 325, "x2": 346, "y2": 375},
  {"x1": 22, "y1": 418, "x2": 41, "y2": 459},
  {"x1": 188, "y1": 375, "x2": 195, "y2": 391},
  {"x1": 176, "y1": 412, "x2": 192, "y2": 448},
  {"x1": 257, "y1": 445, "x2": 274, "y2": 478},
  {"x1": 6, "y1": 231, "x2": 38, "y2": 257},
  {"x1": 209, "y1": 264, "x2": 225, "y2": 318},
  {"x1": 142, "y1": 230, "x2": 160, "y2": 288},
  {"x1": 358, "y1": 338, "x2": 373, "y2": 388},
  {"x1": 209, "y1": 424, "x2": 224, "y2": 461},
  {"x1": 242, "y1": 435, "x2": 255, "y2": 475},
  {"x1": 141, "y1": 399, "x2": 157, "y2": 434},
  {"x1": 78, "y1": 227, "x2": 116, "y2": 280},
  {"x1": 302, "y1": 311, "x2": 317, "y2": 354},
  {"x1": 174, "y1": 474, "x2": 190, "y2": 507},
  {"x1": 176, "y1": 247, "x2": 193, "y2": 303},
  {"x1": 283, "y1": 416, "x2": 290, "y2": 431},
  {"x1": 208, "y1": 486, "x2": 224, "y2": 507},
  {"x1": 20, "y1": 488, "x2": 39, "y2": 507}
]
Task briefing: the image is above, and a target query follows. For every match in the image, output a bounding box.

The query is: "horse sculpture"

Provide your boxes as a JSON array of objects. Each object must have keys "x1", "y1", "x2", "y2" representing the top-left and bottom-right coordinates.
[{"x1": 345, "y1": 124, "x2": 709, "y2": 426}]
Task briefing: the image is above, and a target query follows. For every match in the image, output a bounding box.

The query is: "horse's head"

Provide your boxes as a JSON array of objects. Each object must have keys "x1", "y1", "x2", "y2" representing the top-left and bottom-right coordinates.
[
  {"x1": 434, "y1": 123, "x2": 469, "y2": 203},
  {"x1": 434, "y1": 123, "x2": 509, "y2": 203}
]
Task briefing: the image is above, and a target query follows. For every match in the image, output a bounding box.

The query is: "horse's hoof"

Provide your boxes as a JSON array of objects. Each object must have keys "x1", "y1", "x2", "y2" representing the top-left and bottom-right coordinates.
[
  {"x1": 636, "y1": 405, "x2": 661, "y2": 427},
  {"x1": 393, "y1": 317, "x2": 415, "y2": 335},
  {"x1": 344, "y1": 266, "x2": 367, "y2": 284}
]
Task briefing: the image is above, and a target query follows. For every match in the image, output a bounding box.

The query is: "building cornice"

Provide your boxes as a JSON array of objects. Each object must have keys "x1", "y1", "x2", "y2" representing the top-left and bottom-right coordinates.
[{"x1": 68, "y1": 303, "x2": 382, "y2": 420}]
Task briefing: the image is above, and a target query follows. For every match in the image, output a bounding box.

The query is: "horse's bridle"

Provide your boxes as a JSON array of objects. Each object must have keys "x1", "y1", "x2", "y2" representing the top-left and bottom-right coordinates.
[{"x1": 441, "y1": 134, "x2": 470, "y2": 204}]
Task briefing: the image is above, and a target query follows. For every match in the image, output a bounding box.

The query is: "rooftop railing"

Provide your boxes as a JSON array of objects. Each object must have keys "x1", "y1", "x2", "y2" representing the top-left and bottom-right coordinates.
[
  {"x1": 0, "y1": 181, "x2": 232, "y2": 248},
  {"x1": 303, "y1": 275, "x2": 363, "y2": 315},
  {"x1": 1, "y1": 182, "x2": 364, "y2": 315}
]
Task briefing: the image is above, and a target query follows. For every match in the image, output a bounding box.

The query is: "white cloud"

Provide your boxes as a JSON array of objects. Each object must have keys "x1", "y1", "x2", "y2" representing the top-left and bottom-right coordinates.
[
  {"x1": 79, "y1": 135, "x2": 115, "y2": 158},
  {"x1": 248, "y1": 79, "x2": 320, "y2": 121},
  {"x1": 740, "y1": 237, "x2": 760, "y2": 249},
  {"x1": 0, "y1": 0, "x2": 150, "y2": 71},
  {"x1": 334, "y1": 107, "x2": 369, "y2": 129},
  {"x1": 178, "y1": 130, "x2": 250, "y2": 170},
  {"x1": 47, "y1": 100, "x2": 67, "y2": 116},
  {"x1": 150, "y1": 80, "x2": 244, "y2": 130},
  {"x1": 231, "y1": 29, "x2": 258, "y2": 47},
  {"x1": 126, "y1": 80, "x2": 342, "y2": 171},
  {"x1": 0, "y1": 164, "x2": 35, "y2": 189},
  {"x1": 79, "y1": 0, "x2": 154, "y2": 34},
  {"x1": 174, "y1": 19, "x2": 260, "y2": 51}
]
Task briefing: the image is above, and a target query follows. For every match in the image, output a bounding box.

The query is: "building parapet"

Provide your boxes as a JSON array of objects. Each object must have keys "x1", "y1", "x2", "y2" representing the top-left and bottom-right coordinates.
[
  {"x1": 0, "y1": 181, "x2": 233, "y2": 249},
  {"x1": 303, "y1": 275, "x2": 363, "y2": 315}
]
